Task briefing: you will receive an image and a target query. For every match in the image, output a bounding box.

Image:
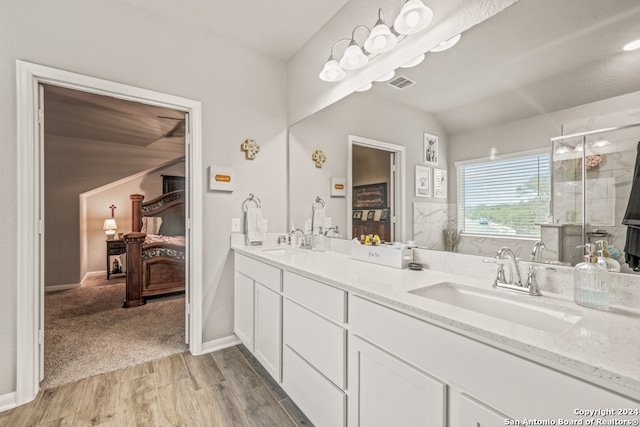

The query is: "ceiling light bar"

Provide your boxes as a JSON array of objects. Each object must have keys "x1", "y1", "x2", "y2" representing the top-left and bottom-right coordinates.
[{"x1": 319, "y1": 0, "x2": 433, "y2": 83}]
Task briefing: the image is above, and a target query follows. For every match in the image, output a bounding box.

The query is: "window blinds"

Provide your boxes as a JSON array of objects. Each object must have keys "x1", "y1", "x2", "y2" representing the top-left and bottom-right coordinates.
[{"x1": 457, "y1": 152, "x2": 551, "y2": 237}]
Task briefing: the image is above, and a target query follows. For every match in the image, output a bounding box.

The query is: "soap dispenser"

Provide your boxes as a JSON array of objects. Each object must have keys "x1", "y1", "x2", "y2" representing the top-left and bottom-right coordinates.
[
  {"x1": 595, "y1": 240, "x2": 621, "y2": 272},
  {"x1": 574, "y1": 243, "x2": 609, "y2": 309}
]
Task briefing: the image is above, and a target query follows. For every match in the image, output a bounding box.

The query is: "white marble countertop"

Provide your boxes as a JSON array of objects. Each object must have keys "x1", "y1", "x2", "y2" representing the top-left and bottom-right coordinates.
[{"x1": 233, "y1": 243, "x2": 640, "y2": 401}]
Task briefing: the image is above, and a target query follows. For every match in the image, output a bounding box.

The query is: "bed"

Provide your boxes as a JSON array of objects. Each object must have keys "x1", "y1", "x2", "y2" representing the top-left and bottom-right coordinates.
[{"x1": 122, "y1": 190, "x2": 185, "y2": 308}]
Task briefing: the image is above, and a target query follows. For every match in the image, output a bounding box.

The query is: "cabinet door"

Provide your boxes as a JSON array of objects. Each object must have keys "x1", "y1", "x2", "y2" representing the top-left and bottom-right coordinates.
[
  {"x1": 456, "y1": 393, "x2": 508, "y2": 426},
  {"x1": 234, "y1": 273, "x2": 254, "y2": 350},
  {"x1": 254, "y1": 283, "x2": 282, "y2": 382},
  {"x1": 349, "y1": 336, "x2": 446, "y2": 427}
]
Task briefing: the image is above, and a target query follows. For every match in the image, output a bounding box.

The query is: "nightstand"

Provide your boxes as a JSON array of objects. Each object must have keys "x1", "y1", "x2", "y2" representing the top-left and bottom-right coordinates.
[{"x1": 106, "y1": 239, "x2": 126, "y2": 279}]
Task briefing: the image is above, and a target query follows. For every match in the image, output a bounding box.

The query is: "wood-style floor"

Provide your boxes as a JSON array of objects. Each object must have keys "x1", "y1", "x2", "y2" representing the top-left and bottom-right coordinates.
[{"x1": 0, "y1": 345, "x2": 313, "y2": 427}]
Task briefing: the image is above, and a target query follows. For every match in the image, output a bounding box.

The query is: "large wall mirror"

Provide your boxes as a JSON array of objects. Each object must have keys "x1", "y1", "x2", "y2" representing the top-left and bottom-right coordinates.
[{"x1": 288, "y1": 0, "x2": 640, "y2": 273}]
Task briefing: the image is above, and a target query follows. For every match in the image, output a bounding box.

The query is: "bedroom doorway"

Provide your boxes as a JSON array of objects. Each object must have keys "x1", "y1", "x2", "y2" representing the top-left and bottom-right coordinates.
[
  {"x1": 16, "y1": 61, "x2": 204, "y2": 405},
  {"x1": 347, "y1": 135, "x2": 406, "y2": 243}
]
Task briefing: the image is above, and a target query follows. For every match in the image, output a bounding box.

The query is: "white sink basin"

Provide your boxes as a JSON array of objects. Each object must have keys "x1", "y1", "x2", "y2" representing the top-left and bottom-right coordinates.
[
  {"x1": 409, "y1": 282, "x2": 583, "y2": 334},
  {"x1": 261, "y1": 247, "x2": 308, "y2": 255}
]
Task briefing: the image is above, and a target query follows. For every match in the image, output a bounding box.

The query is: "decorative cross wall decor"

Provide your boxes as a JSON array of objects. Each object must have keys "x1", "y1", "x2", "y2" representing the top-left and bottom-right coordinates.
[
  {"x1": 312, "y1": 149, "x2": 326, "y2": 168},
  {"x1": 241, "y1": 139, "x2": 260, "y2": 160},
  {"x1": 109, "y1": 204, "x2": 117, "y2": 218}
]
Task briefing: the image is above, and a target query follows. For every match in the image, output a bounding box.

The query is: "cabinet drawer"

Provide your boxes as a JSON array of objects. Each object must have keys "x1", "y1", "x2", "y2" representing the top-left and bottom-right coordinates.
[
  {"x1": 235, "y1": 253, "x2": 281, "y2": 292},
  {"x1": 283, "y1": 271, "x2": 346, "y2": 323},
  {"x1": 282, "y1": 346, "x2": 346, "y2": 427},
  {"x1": 283, "y1": 299, "x2": 345, "y2": 389},
  {"x1": 350, "y1": 295, "x2": 639, "y2": 419}
]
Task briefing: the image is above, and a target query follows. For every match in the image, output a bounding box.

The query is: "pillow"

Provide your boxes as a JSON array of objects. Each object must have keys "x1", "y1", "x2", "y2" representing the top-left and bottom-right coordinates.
[
  {"x1": 158, "y1": 215, "x2": 185, "y2": 236},
  {"x1": 141, "y1": 216, "x2": 163, "y2": 234}
]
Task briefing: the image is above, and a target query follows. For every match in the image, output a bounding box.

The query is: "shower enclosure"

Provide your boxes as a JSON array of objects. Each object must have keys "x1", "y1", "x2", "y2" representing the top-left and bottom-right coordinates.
[{"x1": 549, "y1": 122, "x2": 640, "y2": 273}]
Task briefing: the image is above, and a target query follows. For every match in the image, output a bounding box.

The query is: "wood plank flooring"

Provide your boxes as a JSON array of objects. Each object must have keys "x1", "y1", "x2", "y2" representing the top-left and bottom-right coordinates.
[{"x1": 0, "y1": 345, "x2": 313, "y2": 427}]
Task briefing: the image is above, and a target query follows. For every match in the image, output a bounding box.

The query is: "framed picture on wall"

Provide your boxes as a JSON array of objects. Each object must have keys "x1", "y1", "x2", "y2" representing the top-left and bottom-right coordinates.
[
  {"x1": 423, "y1": 132, "x2": 439, "y2": 165},
  {"x1": 415, "y1": 165, "x2": 431, "y2": 198},
  {"x1": 353, "y1": 210, "x2": 363, "y2": 220},
  {"x1": 434, "y1": 168, "x2": 447, "y2": 199}
]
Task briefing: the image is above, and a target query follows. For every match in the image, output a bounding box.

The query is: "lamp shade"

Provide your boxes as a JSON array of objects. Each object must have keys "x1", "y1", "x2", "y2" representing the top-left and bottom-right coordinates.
[
  {"x1": 393, "y1": 0, "x2": 433, "y2": 35},
  {"x1": 364, "y1": 11, "x2": 397, "y2": 54},
  {"x1": 103, "y1": 219, "x2": 117, "y2": 230},
  {"x1": 340, "y1": 42, "x2": 368, "y2": 70},
  {"x1": 319, "y1": 57, "x2": 346, "y2": 82}
]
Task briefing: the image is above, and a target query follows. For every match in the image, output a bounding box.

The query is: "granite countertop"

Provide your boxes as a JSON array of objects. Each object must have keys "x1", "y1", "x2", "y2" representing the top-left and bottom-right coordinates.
[{"x1": 233, "y1": 244, "x2": 640, "y2": 401}]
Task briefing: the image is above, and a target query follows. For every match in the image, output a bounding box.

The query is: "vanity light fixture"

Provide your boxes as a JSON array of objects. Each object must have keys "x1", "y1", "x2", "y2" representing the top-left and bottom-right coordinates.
[
  {"x1": 375, "y1": 70, "x2": 396, "y2": 82},
  {"x1": 623, "y1": 39, "x2": 640, "y2": 51},
  {"x1": 356, "y1": 82, "x2": 373, "y2": 92},
  {"x1": 555, "y1": 145, "x2": 570, "y2": 154},
  {"x1": 574, "y1": 142, "x2": 584, "y2": 152},
  {"x1": 319, "y1": 39, "x2": 350, "y2": 82},
  {"x1": 340, "y1": 27, "x2": 370, "y2": 70},
  {"x1": 364, "y1": 9, "x2": 397, "y2": 54},
  {"x1": 394, "y1": 0, "x2": 434, "y2": 35},
  {"x1": 319, "y1": 0, "x2": 433, "y2": 82},
  {"x1": 429, "y1": 34, "x2": 461, "y2": 52},
  {"x1": 400, "y1": 53, "x2": 426, "y2": 68}
]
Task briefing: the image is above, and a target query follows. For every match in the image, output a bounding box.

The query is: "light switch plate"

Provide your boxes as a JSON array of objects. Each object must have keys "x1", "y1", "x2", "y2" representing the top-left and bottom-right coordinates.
[{"x1": 231, "y1": 218, "x2": 241, "y2": 232}]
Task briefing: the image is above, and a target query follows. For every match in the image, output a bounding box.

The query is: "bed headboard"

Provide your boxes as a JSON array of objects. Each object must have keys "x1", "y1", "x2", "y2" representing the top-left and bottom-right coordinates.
[{"x1": 130, "y1": 190, "x2": 185, "y2": 236}]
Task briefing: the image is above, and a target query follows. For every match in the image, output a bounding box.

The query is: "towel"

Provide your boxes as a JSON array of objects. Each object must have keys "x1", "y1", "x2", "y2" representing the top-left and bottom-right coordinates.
[
  {"x1": 312, "y1": 207, "x2": 326, "y2": 235},
  {"x1": 246, "y1": 207, "x2": 265, "y2": 244},
  {"x1": 622, "y1": 141, "x2": 640, "y2": 271}
]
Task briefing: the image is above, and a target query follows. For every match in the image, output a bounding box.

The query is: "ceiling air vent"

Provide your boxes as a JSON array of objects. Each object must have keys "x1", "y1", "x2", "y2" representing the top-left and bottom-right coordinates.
[{"x1": 387, "y1": 76, "x2": 416, "y2": 90}]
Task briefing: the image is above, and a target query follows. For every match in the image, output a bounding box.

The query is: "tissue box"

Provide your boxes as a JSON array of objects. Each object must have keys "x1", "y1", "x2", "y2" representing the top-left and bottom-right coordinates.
[{"x1": 351, "y1": 242, "x2": 413, "y2": 269}]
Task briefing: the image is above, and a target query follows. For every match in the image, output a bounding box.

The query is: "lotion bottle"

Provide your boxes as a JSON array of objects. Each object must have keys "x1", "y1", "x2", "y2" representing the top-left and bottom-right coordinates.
[
  {"x1": 595, "y1": 240, "x2": 621, "y2": 272},
  {"x1": 574, "y1": 244, "x2": 609, "y2": 309}
]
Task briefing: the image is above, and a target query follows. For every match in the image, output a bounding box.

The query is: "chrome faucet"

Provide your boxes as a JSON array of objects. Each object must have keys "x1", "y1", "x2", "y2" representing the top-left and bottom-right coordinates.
[
  {"x1": 496, "y1": 247, "x2": 523, "y2": 287},
  {"x1": 530, "y1": 240, "x2": 546, "y2": 262},
  {"x1": 290, "y1": 228, "x2": 311, "y2": 250}
]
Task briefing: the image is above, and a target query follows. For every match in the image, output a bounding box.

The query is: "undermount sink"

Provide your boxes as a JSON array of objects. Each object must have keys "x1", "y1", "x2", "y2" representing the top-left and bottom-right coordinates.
[
  {"x1": 261, "y1": 247, "x2": 308, "y2": 255},
  {"x1": 409, "y1": 282, "x2": 584, "y2": 334}
]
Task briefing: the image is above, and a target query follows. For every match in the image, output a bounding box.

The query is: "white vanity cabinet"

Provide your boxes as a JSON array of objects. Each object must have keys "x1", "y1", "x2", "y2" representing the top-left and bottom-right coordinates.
[
  {"x1": 234, "y1": 253, "x2": 282, "y2": 382},
  {"x1": 349, "y1": 335, "x2": 446, "y2": 426},
  {"x1": 281, "y1": 271, "x2": 347, "y2": 427},
  {"x1": 349, "y1": 295, "x2": 639, "y2": 424}
]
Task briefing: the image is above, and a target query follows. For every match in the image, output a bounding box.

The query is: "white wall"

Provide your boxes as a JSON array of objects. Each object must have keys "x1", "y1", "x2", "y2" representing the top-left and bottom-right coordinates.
[
  {"x1": 1, "y1": 0, "x2": 287, "y2": 396},
  {"x1": 289, "y1": 90, "x2": 447, "y2": 240}
]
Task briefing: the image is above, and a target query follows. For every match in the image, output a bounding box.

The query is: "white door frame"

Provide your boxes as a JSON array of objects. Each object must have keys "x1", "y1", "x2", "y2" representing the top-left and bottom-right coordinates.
[
  {"x1": 15, "y1": 60, "x2": 204, "y2": 405},
  {"x1": 347, "y1": 135, "x2": 406, "y2": 243}
]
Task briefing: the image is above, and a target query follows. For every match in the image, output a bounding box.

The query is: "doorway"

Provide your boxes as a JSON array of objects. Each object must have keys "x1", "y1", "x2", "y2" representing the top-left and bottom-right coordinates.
[
  {"x1": 16, "y1": 61, "x2": 203, "y2": 405},
  {"x1": 347, "y1": 135, "x2": 406, "y2": 243}
]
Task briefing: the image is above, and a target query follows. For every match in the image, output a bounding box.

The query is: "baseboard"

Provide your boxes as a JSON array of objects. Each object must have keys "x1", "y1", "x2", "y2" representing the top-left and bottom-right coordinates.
[
  {"x1": 44, "y1": 271, "x2": 109, "y2": 293},
  {"x1": 198, "y1": 335, "x2": 241, "y2": 355},
  {"x1": 45, "y1": 283, "x2": 80, "y2": 292},
  {"x1": 0, "y1": 391, "x2": 17, "y2": 413}
]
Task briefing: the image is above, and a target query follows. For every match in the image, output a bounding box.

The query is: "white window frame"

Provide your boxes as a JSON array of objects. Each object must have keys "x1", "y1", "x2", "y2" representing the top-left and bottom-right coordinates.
[{"x1": 455, "y1": 148, "x2": 551, "y2": 239}]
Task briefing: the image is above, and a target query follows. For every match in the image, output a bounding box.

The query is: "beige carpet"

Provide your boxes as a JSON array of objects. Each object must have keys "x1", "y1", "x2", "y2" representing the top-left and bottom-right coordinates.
[{"x1": 42, "y1": 275, "x2": 187, "y2": 389}]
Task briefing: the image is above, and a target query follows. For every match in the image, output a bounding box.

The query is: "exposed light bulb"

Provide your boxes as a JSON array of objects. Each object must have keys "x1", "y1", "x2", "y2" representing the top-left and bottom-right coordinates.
[{"x1": 405, "y1": 11, "x2": 420, "y2": 29}]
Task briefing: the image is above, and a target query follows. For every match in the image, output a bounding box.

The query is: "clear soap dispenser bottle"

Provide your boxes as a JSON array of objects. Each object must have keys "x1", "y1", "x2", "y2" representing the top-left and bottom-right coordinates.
[
  {"x1": 574, "y1": 244, "x2": 609, "y2": 309},
  {"x1": 595, "y1": 240, "x2": 621, "y2": 272}
]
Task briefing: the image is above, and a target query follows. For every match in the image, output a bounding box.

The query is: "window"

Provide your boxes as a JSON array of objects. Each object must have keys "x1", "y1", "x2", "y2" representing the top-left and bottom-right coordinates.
[{"x1": 457, "y1": 151, "x2": 551, "y2": 238}]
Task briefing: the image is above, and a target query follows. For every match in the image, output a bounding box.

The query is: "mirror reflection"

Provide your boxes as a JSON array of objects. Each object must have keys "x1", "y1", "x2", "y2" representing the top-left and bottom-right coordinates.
[{"x1": 288, "y1": 0, "x2": 640, "y2": 273}]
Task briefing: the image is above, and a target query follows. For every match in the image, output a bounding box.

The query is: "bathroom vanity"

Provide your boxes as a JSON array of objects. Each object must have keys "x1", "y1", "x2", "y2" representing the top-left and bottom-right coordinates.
[{"x1": 233, "y1": 244, "x2": 640, "y2": 426}]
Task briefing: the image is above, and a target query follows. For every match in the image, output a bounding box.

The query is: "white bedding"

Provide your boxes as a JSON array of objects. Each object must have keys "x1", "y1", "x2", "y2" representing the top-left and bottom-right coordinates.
[{"x1": 144, "y1": 234, "x2": 185, "y2": 246}]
